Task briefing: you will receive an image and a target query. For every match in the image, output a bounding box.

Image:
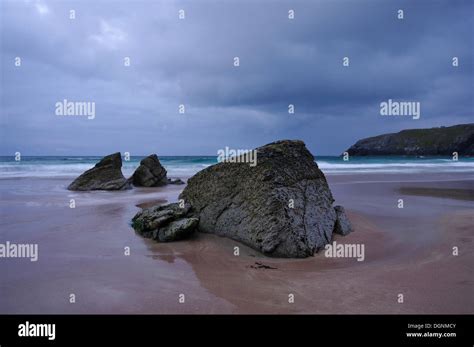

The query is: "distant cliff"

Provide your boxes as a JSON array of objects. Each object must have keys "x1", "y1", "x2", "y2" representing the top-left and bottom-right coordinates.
[{"x1": 345, "y1": 124, "x2": 474, "y2": 156}]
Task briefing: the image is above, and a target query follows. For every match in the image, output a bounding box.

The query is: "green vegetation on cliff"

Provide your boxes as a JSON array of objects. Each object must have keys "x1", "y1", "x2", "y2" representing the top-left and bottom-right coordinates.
[{"x1": 346, "y1": 124, "x2": 474, "y2": 156}]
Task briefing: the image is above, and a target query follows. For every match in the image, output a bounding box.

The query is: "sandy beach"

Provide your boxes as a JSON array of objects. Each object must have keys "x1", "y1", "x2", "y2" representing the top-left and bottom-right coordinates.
[{"x1": 0, "y1": 172, "x2": 473, "y2": 314}]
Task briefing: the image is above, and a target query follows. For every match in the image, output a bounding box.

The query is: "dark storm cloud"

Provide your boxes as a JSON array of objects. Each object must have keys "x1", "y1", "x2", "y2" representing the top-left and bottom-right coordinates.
[{"x1": 1, "y1": 0, "x2": 472, "y2": 155}]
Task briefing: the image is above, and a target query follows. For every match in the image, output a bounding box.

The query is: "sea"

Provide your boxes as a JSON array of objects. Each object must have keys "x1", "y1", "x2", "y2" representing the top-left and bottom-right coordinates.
[{"x1": 1, "y1": 156, "x2": 473, "y2": 179}]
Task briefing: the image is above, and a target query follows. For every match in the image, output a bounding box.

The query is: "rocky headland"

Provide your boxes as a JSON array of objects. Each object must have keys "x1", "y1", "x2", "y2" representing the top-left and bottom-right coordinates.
[{"x1": 345, "y1": 124, "x2": 474, "y2": 156}]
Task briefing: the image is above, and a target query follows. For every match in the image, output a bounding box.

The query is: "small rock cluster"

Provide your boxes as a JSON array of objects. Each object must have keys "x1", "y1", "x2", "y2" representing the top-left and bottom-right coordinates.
[
  {"x1": 68, "y1": 153, "x2": 183, "y2": 191},
  {"x1": 68, "y1": 140, "x2": 354, "y2": 258}
]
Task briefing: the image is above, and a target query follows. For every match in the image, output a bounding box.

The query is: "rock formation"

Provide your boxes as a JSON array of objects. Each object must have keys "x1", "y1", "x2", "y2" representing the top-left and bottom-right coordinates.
[
  {"x1": 333, "y1": 206, "x2": 353, "y2": 235},
  {"x1": 167, "y1": 178, "x2": 185, "y2": 185},
  {"x1": 179, "y1": 140, "x2": 349, "y2": 257},
  {"x1": 68, "y1": 152, "x2": 131, "y2": 191},
  {"x1": 131, "y1": 140, "x2": 353, "y2": 258},
  {"x1": 346, "y1": 124, "x2": 474, "y2": 156},
  {"x1": 131, "y1": 154, "x2": 168, "y2": 187},
  {"x1": 130, "y1": 154, "x2": 185, "y2": 186},
  {"x1": 132, "y1": 202, "x2": 198, "y2": 241}
]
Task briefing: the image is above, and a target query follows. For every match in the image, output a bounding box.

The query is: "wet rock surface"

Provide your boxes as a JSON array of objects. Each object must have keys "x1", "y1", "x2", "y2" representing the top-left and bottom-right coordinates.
[
  {"x1": 68, "y1": 152, "x2": 131, "y2": 191},
  {"x1": 131, "y1": 154, "x2": 168, "y2": 187},
  {"x1": 179, "y1": 140, "x2": 349, "y2": 258},
  {"x1": 132, "y1": 202, "x2": 198, "y2": 242}
]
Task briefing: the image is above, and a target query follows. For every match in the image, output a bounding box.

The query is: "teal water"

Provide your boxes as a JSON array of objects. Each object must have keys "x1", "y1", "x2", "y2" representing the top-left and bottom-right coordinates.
[{"x1": 0, "y1": 155, "x2": 473, "y2": 178}]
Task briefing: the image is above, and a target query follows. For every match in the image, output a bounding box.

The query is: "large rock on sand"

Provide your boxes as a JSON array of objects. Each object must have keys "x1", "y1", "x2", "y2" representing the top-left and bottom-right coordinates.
[
  {"x1": 68, "y1": 152, "x2": 131, "y2": 191},
  {"x1": 131, "y1": 154, "x2": 168, "y2": 187},
  {"x1": 179, "y1": 140, "x2": 350, "y2": 258},
  {"x1": 132, "y1": 202, "x2": 198, "y2": 241}
]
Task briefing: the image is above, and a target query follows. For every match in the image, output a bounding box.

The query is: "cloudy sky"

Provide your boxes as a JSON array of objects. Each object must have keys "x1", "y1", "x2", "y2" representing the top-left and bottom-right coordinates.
[{"x1": 1, "y1": 0, "x2": 472, "y2": 156}]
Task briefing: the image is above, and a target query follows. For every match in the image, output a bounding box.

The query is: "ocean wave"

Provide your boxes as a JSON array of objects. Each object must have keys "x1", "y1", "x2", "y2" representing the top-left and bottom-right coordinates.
[
  {"x1": 316, "y1": 161, "x2": 474, "y2": 169},
  {"x1": 316, "y1": 161, "x2": 474, "y2": 173},
  {"x1": 0, "y1": 158, "x2": 473, "y2": 178},
  {"x1": 0, "y1": 163, "x2": 212, "y2": 178}
]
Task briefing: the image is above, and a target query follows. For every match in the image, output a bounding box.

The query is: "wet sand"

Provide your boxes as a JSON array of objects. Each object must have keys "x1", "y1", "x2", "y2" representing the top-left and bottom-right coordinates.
[
  {"x1": 0, "y1": 173, "x2": 473, "y2": 314},
  {"x1": 399, "y1": 187, "x2": 474, "y2": 201}
]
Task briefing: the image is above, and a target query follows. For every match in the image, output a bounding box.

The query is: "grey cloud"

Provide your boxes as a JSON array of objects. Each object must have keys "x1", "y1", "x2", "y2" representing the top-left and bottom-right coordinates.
[{"x1": 1, "y1": 0, "x2": 472, "y2": 155}]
